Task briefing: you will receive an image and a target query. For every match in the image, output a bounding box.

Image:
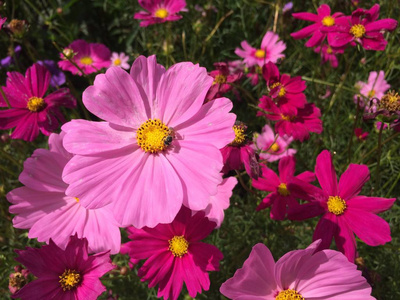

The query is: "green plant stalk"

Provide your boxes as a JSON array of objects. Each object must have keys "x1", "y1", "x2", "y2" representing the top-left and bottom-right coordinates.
[
  {"x1": 374, "y1": 122, "x2": 385, "y2": 193},
  {"x1": 0, "y1": 86, "x2": 11, "y2": 108},
  {"x1": 347, "y1": 97, "x2": 361, "y2": 163}
]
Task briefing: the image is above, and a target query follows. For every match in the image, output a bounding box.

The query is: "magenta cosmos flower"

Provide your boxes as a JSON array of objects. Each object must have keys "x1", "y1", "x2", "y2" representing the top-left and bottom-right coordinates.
[
  {"x1": 291, "y1": 4, "x2": 344, "y2": 47},
  {"x1": 62, "y1": 55, "x2": 236, "y2": 228},
  {"x1": 206, "y1": 62, "x2": 242, "y2": 101},
  {"x1": 314, "y1": 44, "x2": 344, "y2": 68},
  {"x1": 252, "y1": 156, "x2": 314, "y2": 220},
  {"x1": 121, "y1": 206, "x2": 223, "y2": 300},
  {"x1": 220, "y1": 239, "x2": 373, "y2": 299},
  {"x1": 12, "y1": 235, "x2": 114, "y2": 300},
  {"x1": 134, "y1": 0, "x2": 187, "y2": 27},
  {"x1": 235, "y1": 31, "x2": 286, "y2": 68},
  {"x1": 58, "y1": 40, "x2": 111, "y2": 75},
  {"x1": 287, "y1": 150, "x2": 396, "y2": 262},
  {"x1": 7, "y1": 132, "x2": 121, "y2": 254},
  {"x1": 0, "y1": 63, "x2": 76, "y2": 141},
  {"x1": 326, "y1": 4, "x2": 398, "y2": 51},
  {"x1": 254, "y1": 124, "x2": 296, "y2": 162}
]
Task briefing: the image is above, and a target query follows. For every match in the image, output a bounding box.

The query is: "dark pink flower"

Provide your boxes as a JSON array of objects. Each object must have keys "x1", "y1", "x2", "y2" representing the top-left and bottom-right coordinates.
[
  {"x1": 354, "y1": 128, "x2": 369, "y2": 140},
  {"x1": 0, "y1": 63, "x2": 76, "y2": 141},
  {"x1": 206, "y1": 62, "x2": 242, "y2": 101},
  {"x1": 0, "y1": 15, "x2": 6, "y2": 29},
  {"x1": 291, "y1": 4, "x2": 344, "y2": 47},
  {"x1": 287, "y1": 150, "x2": 396, "y2": 262},
  {"x1": 120, "y1": 206, "x2": 223, "y2": 300},
  {"x1": 134, "y1": 0, "x2": 187, "y2": 27},
  {"x1": 257, "y1": 96, "x2": 323, "y2": 142},
  {"x1": 327, "y1": 4, "x2": 398, "y2": 51},
  {"x1": 314, "y1": 44, "x2": 344, "y2": 68},
  {"x1": 252, "y1": 156, "x2": 315, "y2": 220},
  {"x1": 58, "y1": 40, "x2": 111, "y2": 75},
  {"x1": 12, "y1": 235, "x2": 115, "y2": 300},
  {"x1": 8, "y1": 266, "x2": 29, "y2": 294}
]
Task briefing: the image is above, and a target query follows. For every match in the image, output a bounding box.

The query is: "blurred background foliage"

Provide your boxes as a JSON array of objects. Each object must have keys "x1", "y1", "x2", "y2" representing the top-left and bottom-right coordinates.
[{"x1": 0, "y1": 0, "x2": 399, "y2": 299}]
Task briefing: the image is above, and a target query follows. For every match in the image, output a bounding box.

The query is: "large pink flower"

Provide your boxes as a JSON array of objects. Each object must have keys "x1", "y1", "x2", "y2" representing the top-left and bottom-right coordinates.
[
  {"x1": 134, "y1": 0, "x2": 187, "y2": 27},
  {"x1": 7, "y1": 133, "x2": 121, "y2": 254},
  {"x1": 62, "y1": 55, "x2": 236, "y2": 228},
  {"x1": 252, "y1": 156, "x2": 315, "y2": 220},
  {"x1": 58, "y1": 40, "x2": 111, "y2": 75},
  {"x1": 0, "y1": 63, "x2": 76, "y2": 141},
  {"x1": 12, "y1": 235, "x2": 114, "y2": 300},
  {"x1": 120, "y1": 206, "x2": 223, "y2": 300},
  {"x1": 288, "y1": 150, "x2": 396, "y2": 262},
  {"x1": 235, "y1": 31, "x2": 286, "y2": 68},
  {"x1": 220, "y1": 240, "x2": 373, "y2": 299}
]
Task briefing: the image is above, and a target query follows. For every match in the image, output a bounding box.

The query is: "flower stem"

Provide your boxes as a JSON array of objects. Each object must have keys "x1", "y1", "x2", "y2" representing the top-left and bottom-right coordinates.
[
  {"x1": 374, "y1": 122, "x2": 384, "y2": 193},
  {"x1": 0, "y1": 86, "x2": 11, "y2": 108},
  {"x1": 347, "y1": 97, "x2": 361, "y2": 163}
]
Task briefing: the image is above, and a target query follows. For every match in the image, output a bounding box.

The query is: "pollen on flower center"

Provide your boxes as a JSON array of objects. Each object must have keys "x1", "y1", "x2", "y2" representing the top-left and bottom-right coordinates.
[
  {"x1": 327, "y1": 196, "x2": 347, "y2": 215},
  {"x1": 59, "y1": 269, "x2": 81, "y2": 291},
  {"x1": 322, "y1": 16, "x2": 335, "y2": 27},
  {"x1": 269, "y1": 142, "x2": 280, "y2": 152},
  {"x1": 275, "y1": 289, "x2": 305, "y2": 300},
  {"x1": 214, "y1": 74, "x2": 227, "y2": 84},
  {"x1": 277, "y1": 183, "x2": 290, "y2": 196},
  {"x1": 281, "y1": 114, "x2": 294, "y2": 121},
  {"x1": 326, "y1": 46, "x2": 333, "y2": 54},
  {"x1": 136, "y1": 119, "x2": 170, "y2": 153},
  {"x1": 270, "y1": 82, "x2": 286, "y2": 97},
  {"x1": 349, "y1": 24, "x2": 366, "y2": 38},
  {"x1": 168, "y1": 235, "x2": 189, "y2": 257},
  {"x1": 155, "y1": 8, "x2": 169, "y2": 18},
  {"x1": 27, "y1": 96, "x2": 46, "y2": 112},
  {"x1": 113, "y1": 58, "x2": 121, "y2": 66},
  {"x1": 230, "y1": 124, "x2": 246, "y2": 146},
  {"x1": 80, "y1": 56, "x2": 93, "y2": 65},
  {"x1": 255, "y1": 49, "x2": 266, "y2": 58},
  {"x1": 74, "y1": 197, "x2": 80, "y2": 203},
  {"x1": 368, "y1": 90, "x2": 376, "y2": 98},
  {"x1": 379, "y1": 91, "x2": 400, "y2": 112}
]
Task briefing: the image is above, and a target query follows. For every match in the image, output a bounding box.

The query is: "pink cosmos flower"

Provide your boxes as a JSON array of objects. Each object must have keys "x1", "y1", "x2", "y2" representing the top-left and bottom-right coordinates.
[
  {"x1": 326, "y1": 4, "x2": 398, "y2": 51},
  {"x1": 62, "y1": 55, "x2": 236, "y2": 228},
  {"x1": 314, "y1": 44, "x2": 344, "y2": 68},
  {"x1": 110, "y1": 52, "x2": 130, "y2": 70},
  {"x1": 287, "y1": 150, "x2": 396, "y2": 262},
  {"x1": 258, "y1": 96, "x2": 323, "y2": 142},
  {"x1": 7, "y1": 133, "x2": 121, "y2": 254},
  {"x1": 262, "y1": 62, "x2": 307, "y2": 109},
  {"x1": 0, "y1": 15, "x2": 6, "y2": 29},
  {"x1": 246, "y1": 66, "x2": 262, "y2": 86},
  {"x1": 235, "y1": 31, "x2": 286, "y2": 68},
  {"x1": 252, "y1": 156, "x2": 315, "y2": 220},
  {"x1": 134, "y1": 0, "x2": 187, "y2": 27},
  {"x1": 355, "y1": 70, "x2": 390, "y2": 107},
  {"x1": 9, "y1": 266, "x2": 29, "y2": 294},
  {"x1": 354, "y1": 128, "x2": 369, "y2": 141},
  {"x1": 58, "y1": 40, "x2": 111, "y2": 75},
  {"x1": 206, "y1": 62, "x2": 242, "y2": 101},
  {"x1": 220, "y1": 240, "x2": 373, "y2": 299},
  {"x1": 12, "y1": 235, "x2": 114, "y2": 300},
  {"x1": 120, "y1": 206, "x2": 223, "y2": 300},
  {"x1": 291, "y1": 4, "x2": 344, "y2": 47},
  {"x1": 0, "y1": 63, "x2": 76, "y2": 141},
  {"x1": 254, "y1": 124, "x2": 296, "y2": 162}
]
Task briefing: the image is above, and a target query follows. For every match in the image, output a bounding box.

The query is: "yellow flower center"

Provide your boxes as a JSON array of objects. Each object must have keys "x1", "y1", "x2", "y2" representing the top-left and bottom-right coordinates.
[
  {"x1": 80, "y1": 56, "x2": 93, "y2": 65},
  {"x1": 155, "y1": 8, "x2": 169, "y2": 19},
  {"x1": 214, "y1": 74, "x2": 227, "y2": 85},
  {"x1": 136, "y1": 119, "x2": 170, "y2": 153},
  {"x1": 168, "y1": 235, "x2": 189, "y2": 257},
  {"x1": 230, "y1": 125, "x2": 246, "y2": 146},
  {"x1": 277, "y1": 183, "x2": 290, "y2": 196},
  {"x1": 59, "y1": 269, "x2": 81, "y2": 291},
  {"x1": 327, "y1": 196, "x2": 347, "y2": 215},
  {"x1": 281, "y1": 114, "x2": 294, "y2": 121},
  {"x1": 269, "y1": 142, "x2": 280, "y2": 152},
  {"x1": 368, "y1": 90, "x2": 375, "y2": 98},
  {"x1": 74, "y1": 197, "x2": 80, "y2": 203},
  {"x1": 326, "y1": 46, "x2": 333, "y2": 54},
  {"x1": 255, "y1": 49, "x2": 266, "y2": 58},
  {"x1": 27, "y1": 96, "x2": 46, "y2": 112},
  {"x1": 379, "y1": 91, "x2": 400, "y2": 112},
  {"x1": 321, "y1": 16, "x2": 335, "y2": 27},
  {"x1": 270, "y1": 82, "x2": 286, "y2": 97},
  {"x1": 349, "y1": 24, "x2": 366, "y2": 38},
  {"x1": 113, "y1": 58, "x2": 121, "y2": 66},
  {"x1": 275, "y1": 289, "x2": 305, "y2": 300}
]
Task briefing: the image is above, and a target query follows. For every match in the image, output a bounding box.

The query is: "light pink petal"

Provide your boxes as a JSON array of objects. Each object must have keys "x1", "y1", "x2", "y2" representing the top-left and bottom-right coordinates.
[
  {"x1": 315, "y1": 150, "x2": 338, "y2": 196},
  {"x1": 338, "y1": 164, "x2": 370, "y2": 200},
  {"x1": 347, "y1": 196, "x2": 395, "y2": 214}
]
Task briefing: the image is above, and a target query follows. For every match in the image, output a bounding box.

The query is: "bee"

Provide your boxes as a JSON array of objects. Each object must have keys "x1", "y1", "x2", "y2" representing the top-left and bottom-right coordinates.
[{"x1": 163, "y1": 127, "x2": 175, "y2": 147}]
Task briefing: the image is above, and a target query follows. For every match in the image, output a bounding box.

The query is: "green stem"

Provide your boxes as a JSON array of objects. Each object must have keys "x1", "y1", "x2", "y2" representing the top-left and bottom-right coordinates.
[
  {"x1": 301, "y1": 76, "x2": 357, "y2": 94},
  {"x1": 0, "y1": 148, "x2": 21, "y2": 167},
  {"x1": 358, "y1": 131, "x2": 400, "y2": 163},
  {"x1": 235, "y1": 170, "x2": 256, "y2": 195},
  {"x1": 0, "y1": 86, "x2": 11, "y2": 108},
  {"x1": 347, "y1": 97, "x2": 361, "y2": 163},
  {"x1": 374, "y1": 122, "x2": 384, "y2": 193}
]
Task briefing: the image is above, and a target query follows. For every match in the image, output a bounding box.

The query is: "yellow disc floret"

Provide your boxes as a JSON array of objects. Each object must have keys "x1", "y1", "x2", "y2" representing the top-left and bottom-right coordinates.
[
  {"x1": 327, "y1": 196, "x2": 347, "y2": 215},
  {"x1": 281, "y1": 114, "x2": 294, "y2": 121},
  {"x1": 168, "y1": 235, "x2": 189, "y2": 257},
  {"x1": 27, "y1": 96, "x2": 46, "y2": 112},
  {"x1": 59, "y1": 269, "x2": 81, "y2": 291},
  {"x1": 155, "y1": 8, "x2": 169, "y2": 19},
  {"x1": 277, "y1": 183, "x2": 290, "y2": 196},
  {"x1": 214, "y1": 74, "x2": 227, "y2": 84},
  {"x1": 275, "y1": 289, "x2": 305, "y2": 300},
  {"x1": 255, "y1": 49, "x2": 266, "y2": 58},
  {"x1": 322, "y1": 16, "x2": 335, "y2": 27},
  {"x1": 80, "y1": 56, "x2": 93, "y2": 65},
  {"x1": 349, "y1": 24, "x2": 366, "y2": 38},
  {"x1": 113, "y1": 58, "x2": 121, "y2": 66},
  {"x1": 269, "y1": 142, "x2": 280, "y2": 152},
  {"x1": 326, "y1": 46, "x2": 333, "y2": 54},
  {"x1": 137, "y1": 119, "x2": 170, "y2": 153},
  {"x1": 230, "y1": 124, "x2": 246, "y2": 147},
  {"x1": 368, "y1": 90, "x2": 376, "y2": 98},
  {"x1": 379, "y1": 91, "x2": 400, "y2": 112}
]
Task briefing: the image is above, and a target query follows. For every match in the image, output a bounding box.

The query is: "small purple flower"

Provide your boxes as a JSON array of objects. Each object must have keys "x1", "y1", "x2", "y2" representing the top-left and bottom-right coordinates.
[
  {"x1": 1, "y1": 45, "x2": 22, "y2": 68},
  {"x1": 38, "y1": 60, "x2": 66, "y2": 88}
]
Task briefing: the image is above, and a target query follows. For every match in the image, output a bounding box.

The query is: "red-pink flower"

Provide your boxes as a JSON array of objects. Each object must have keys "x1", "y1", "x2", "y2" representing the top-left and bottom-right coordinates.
[
  {"x1": 326, "y1": 4, "x2": 398, "y2": 51},
  {"x1": 262, "y1": 62, "x2": 307, "y2": 109},
  {"x1": 354, "y1": 128, "x2": 369, "y2": 141},
  {"x1": 206, "y1": 62, "x2": 242, "y2": 101},
  {"x1": 0, "y1": 63, "x2": 76, "y2": 141},
  {"x1": 314, "y1": 44, "x2": 344, "y2": 68},
  {"x1": 134, "y1": 0, "x2": 187, "y2": 27},
  {"x1": 252, "y1": 156, "x2": 315, "y2": 220},
  {"x1": 58, "y1": 40, "x2": 111, "y2": 75},
  {"x1": 12, "y1": 235, "x2": 114, "y2": 300},
  {"x1": 220, "y1": 240, "x2": 373, "y2": 299},
  {"x1": 257, "y1": 96, "x2": 323, "y2": 142},
  {"x1": 287, "y1": 150, "x2": 396, "y2": 262},
  {"x1": 291, "y1": 4, "x2": 343, "y2": 47},
  {"x1": 120, "y1": 206, "x2": 223, "y2": 300},
  {"x1": 0, "y1": 15, "x2": 6, "y2": 29}
]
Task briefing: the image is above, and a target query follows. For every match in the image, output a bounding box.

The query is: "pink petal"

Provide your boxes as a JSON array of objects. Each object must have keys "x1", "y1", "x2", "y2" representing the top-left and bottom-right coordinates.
[
  {"x1": 252, "y1": 165, "x2": 280, "y2": 192},
  {"x1": 292, "y1": 12, "x2": 318, "y2": 22},
  {"x1": 338, "y1": 164, "x2": 370, "y2": 200},
  {"x1": 365, "y1": 19, "x2": 398, "y2": 32},
  {"x1": 315, "y1": 150, "x2": 338, "y2": 196},
  {"x1": 290, "y1": 24, "x2": 319, "y2": 39},
  {"x1": 334, "y1": 217, "x2": 356, "y2": 262},
  {"x1": 278, "y1": 155, "x2": 296, "y2": 182},
  {"x1": 347, "y1": 196, "x2": 395, "y2": 214},
  {"x1": 287, "y1": 202, "x2": 325, "y2": 221},
  {"x1": 26, "y1": 63, "x2": 51, "y2": 98},
  {"x1": 312, "y1": 213, "x2": 336, "y2": 251}
]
